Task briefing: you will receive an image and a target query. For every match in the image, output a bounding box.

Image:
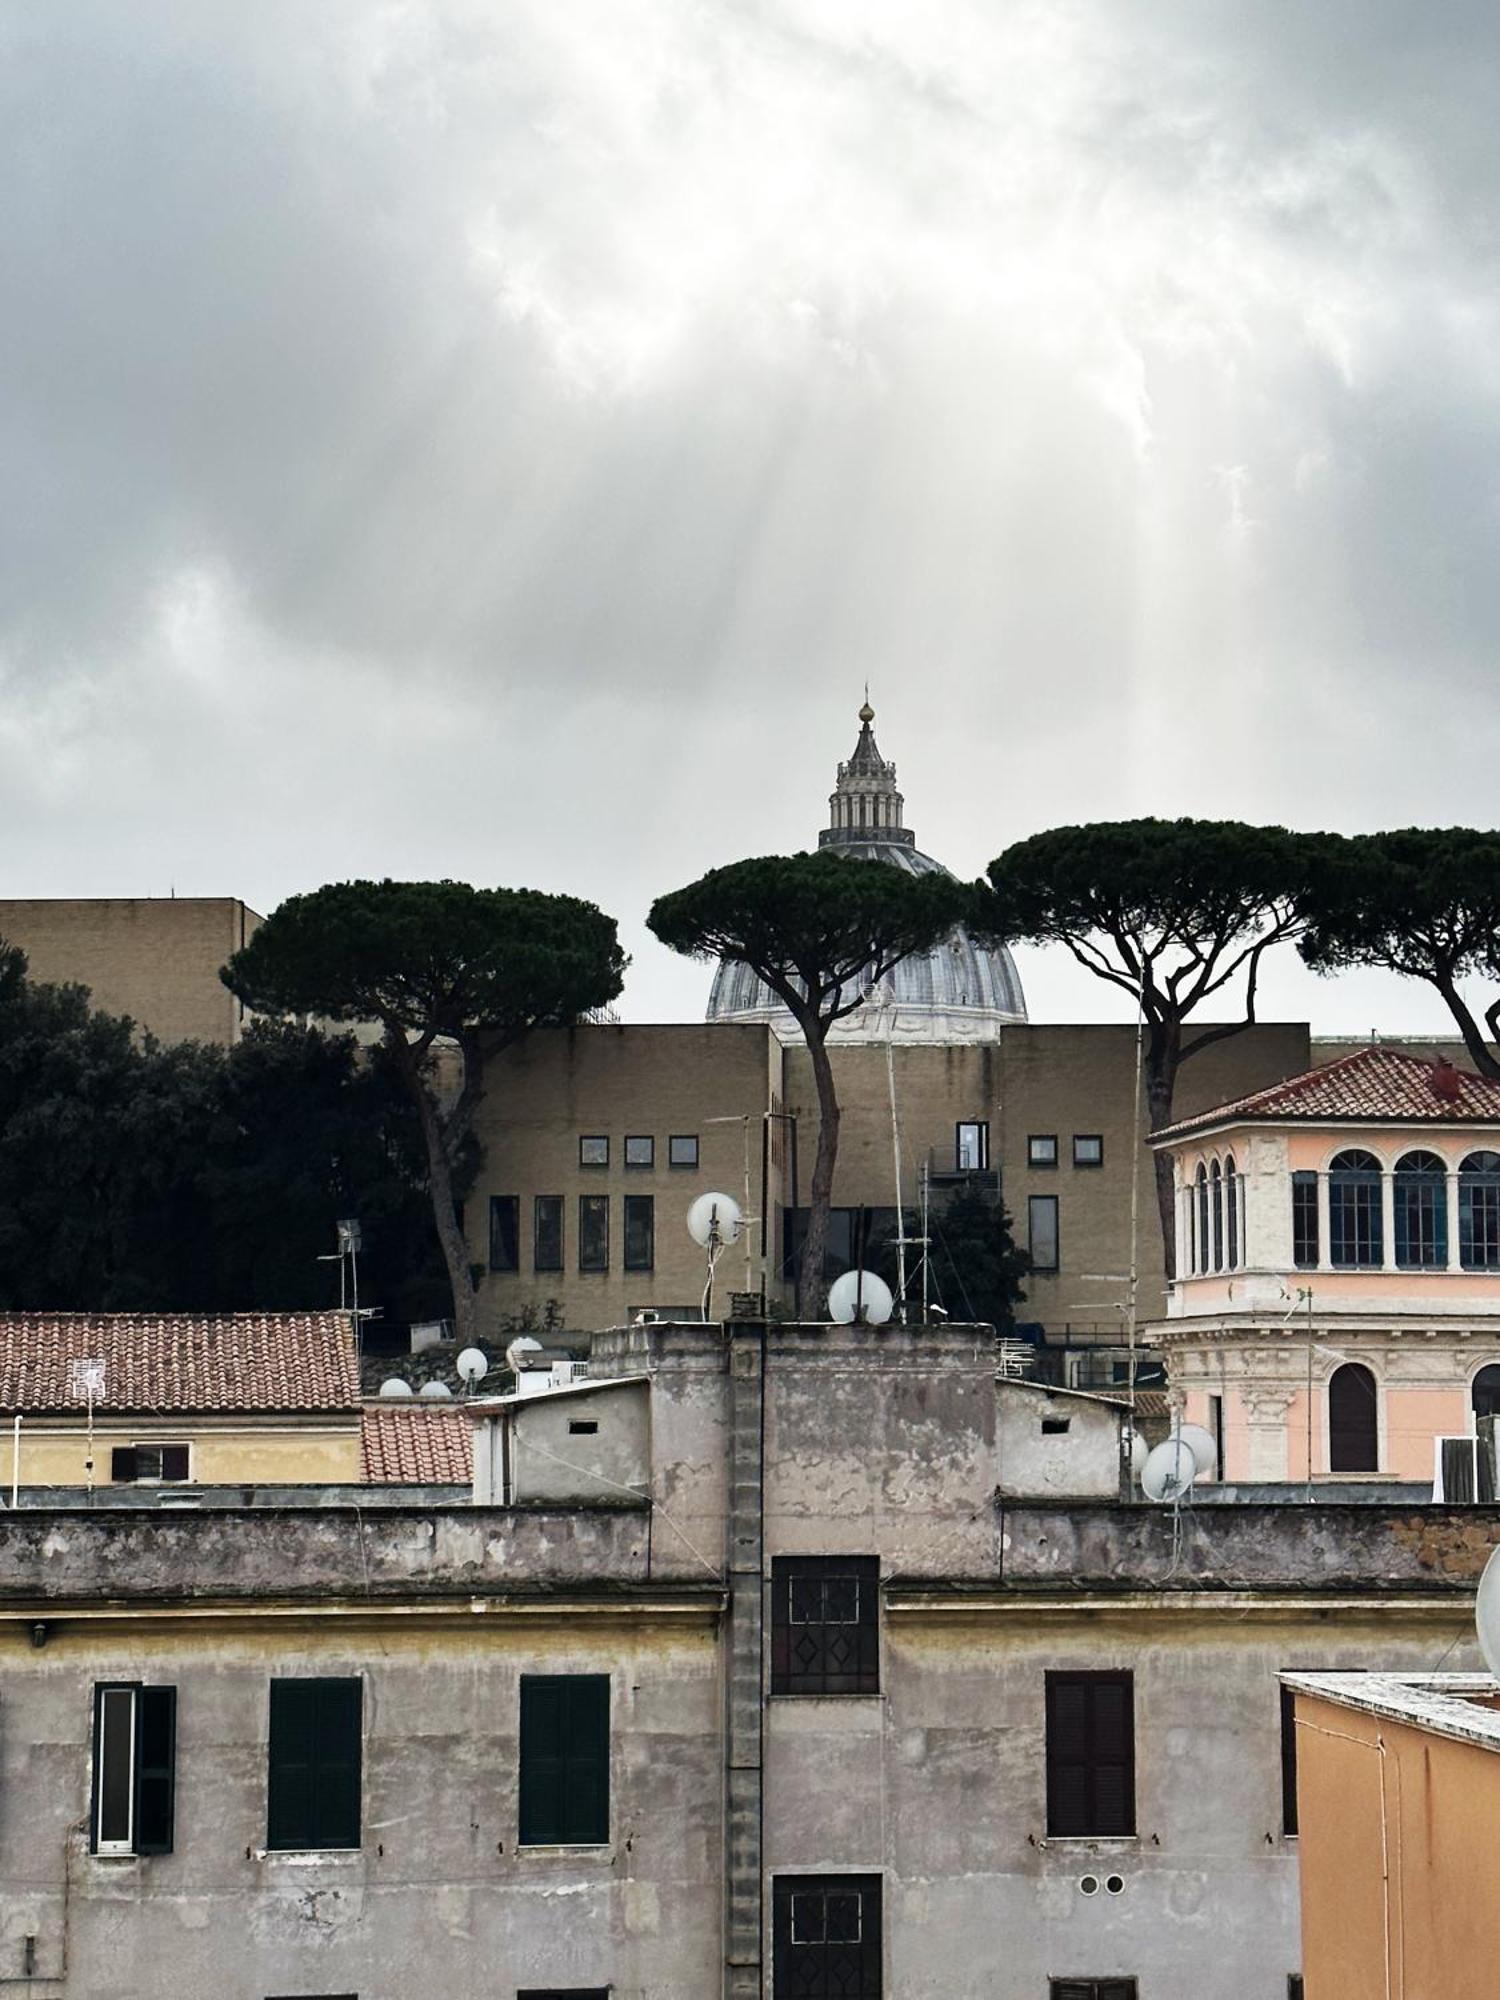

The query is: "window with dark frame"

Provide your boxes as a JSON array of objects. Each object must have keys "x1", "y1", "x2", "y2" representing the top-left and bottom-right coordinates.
[
  {"x1": 771, "y1": 1556, "x2": 879, "y2": 1696},
  {"x1": 772, "y1": 1874, "x2": 882, "y2": 2000},
  {"x1": 1073, "y1": 1134, "x2": 1104, "y2": 1168},
  {"x1": 534, "y1": 1195, "x2": 564, "y2": 1272},
  {"x1": 624, "y1": 1134, "x2": 654, "y2": 1168},
  {"x1": 578, "y1": 1135, "x2": 609, "y2": 1168},
  {"x1": 110, "y1": 1443, "x2": 190, "y2": 1483},
  {"x1": 1028, "y1": 1194, "x2": 1060, "y2": 1273},
  {"x1": 956, "y1": 1120, "x2": 989, "y2": 1171},
  {"x1": 623, "y1": 1194, "x2": 654, "y2": 1271},
  {"x1": 1280, "y1": 1682, "x2": 1300, "y2": 1835},
  {"x1": 1028, "y1": 1134, "x2": 1058, "y2": 1169},
  {"x1": 578, "y1": 1194, "x2": 609, "y2": 1272},
  {"x1": 267, "y1": 1677, "x2": 362, "y2": 1851},
  {"x1": 1045, "y1": 1671, "x2": 1135, "y2": 1836},
  {"x1": 519, "y1": 1675, "x2": 610, "y2": 1846},
  {"x1": 91, "y1": 1682, "x2": 176, "y2": 1855},
  {"x1": 1329, "y1": 1149, "x2": 1383, "y2": 1267},
  {"x1": 489, "y1": 1195, "x2": 520, "y2": 1273},
  {"x1": 1328, "y1": 1361, "x2": 1378, "y2": 1472},
  {"x1": 1292, "y1": 1171, "x2": 1319, "y2": 1268},
  {"x1": 1049, "y1": 1982, "x2": 1139, "y2": 2000},
  {"x1": 668, "y1": 1134, "x2": 699, "y2": 1168},
  {"x1": 1394, "y1": 1151, "x2": 1446, "y2": 1268},
  {"x1": 1459, "y1": 1151, "x2": 1500, "y2": 1268}
]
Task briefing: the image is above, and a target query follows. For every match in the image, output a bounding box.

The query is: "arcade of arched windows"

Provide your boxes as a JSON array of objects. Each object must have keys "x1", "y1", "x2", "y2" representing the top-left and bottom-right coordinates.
[{"x1": 1182, "y1": 1152, "x2": 1244, "y2": 1275}]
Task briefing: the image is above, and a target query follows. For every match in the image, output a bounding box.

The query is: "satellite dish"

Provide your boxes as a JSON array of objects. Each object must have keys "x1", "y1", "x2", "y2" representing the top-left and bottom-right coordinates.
[
  {"x1": 687, "y1": 1192, "x2": 743, "y2": 1247},
  {"x1": 1124, "y1": 1428, "x2": 1148, "y2": 1480},
  {"x1": 378, "y1": 1378, "x2": 413, "y2": 1399},
  {"x1": 456, "y1": 1347, "x2": 489, "y2": 1388},
  {"x1": 1476, "y1": 1543, "x2": 1500, "y2": 1677},
  {"x1": 827, "y1": 1269, "x2": 894, "y2": 1326},
  {"x1": 419, "y1": 1380, "x2": 453, "y2": 1400},
  {"x1": 1140, "y1": 1436, "x2": 1197, "y2": 1503},
  {"x1": 505, "y1": 1335, "x2": 543, "y2": 1376},
  {"x1": 1175, "y1": 1422, "x2": 1218, "y2": 1479}
]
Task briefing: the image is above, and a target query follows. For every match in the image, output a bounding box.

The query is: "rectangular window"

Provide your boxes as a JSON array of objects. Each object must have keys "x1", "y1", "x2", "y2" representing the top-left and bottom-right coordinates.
[
  {"x1": 1028, "y1": 1134, "x2": 1058, "y2": 1169},
  {"x1": 1073, "y1": 1134, "x2": 1104, "y2": 1169},
  {"x1": 623, "y1": 1193, "x2": 654, "y2": 1271},
  {"x1": 1292, "y1": 1171, "x2": 1319, "y2": 1268},
  {"x1": 1028, "y1": 1194, "x2": 1060, "y2": 1273},
  {"x1": 1281, "y1": 1682, "x2": 1299, "y2": 1836},
  {"x1": 578, "y1": 1195, "x2": 609, "y2": 1273},
  {"x1": 773, "y1": 1875, "x2": 882, "y2": 1999},
  {"x1": 519, "y1": 1675, "x2": 610, "y2": 1846},
  {"x1": 489, "y1": 1195, "x2": 520, "y2": 1273},
  {"x1": 1331, "y1": 1172, "x2": 1382, "y2": 1267},
  {"x1": 267, "y1": 1678, "x2": 362, "y2": 1851},
  {"x1": 1046, "y1": 1671, "x2": 1134, "y2": 1836},
  {"x1": 578, "y1": 1135, "x2": 609, "y2": 1168},
  {"x1": 771, "y1": 1556, "x2": 879, "y2": 1695},
  {"x1": 1050, "y1": 1983, "x2": 1139, "y2": 2000},
  {"x1": 624, "y1": 1134, "x2": 654, "y2": 1168},
  {"x1": 534, "y1": 1195, "x2": 564, "y2": 1272},
  {"x1": 956, "y1": 1121, "x2": 989, "y2": 1171},
  {"x1": 91, "y1": 1683, "x2": 176, "y2": 1855},
  {"x1": 668, "y1": 1134, "x2": 699, "y2": 1168},
  {"x1": 110, "y1": 1444, "x2": 190, "y2": 1483}
]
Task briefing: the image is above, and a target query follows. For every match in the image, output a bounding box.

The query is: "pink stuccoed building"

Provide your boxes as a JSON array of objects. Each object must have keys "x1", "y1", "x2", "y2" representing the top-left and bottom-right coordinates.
[{"x1": 1146, "y1": 1047, "x2": 1500, "y2": 1489}]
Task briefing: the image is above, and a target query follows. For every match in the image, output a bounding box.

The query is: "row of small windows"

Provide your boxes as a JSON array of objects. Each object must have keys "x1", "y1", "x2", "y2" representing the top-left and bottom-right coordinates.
[
  {"x1": 490, "y1": 1194, "x2": 654, "y2": 1274},
  {"x1": 578, "y1": 1134, "x2": 698, "y2": 1170},
  {"x1": 1293, "y1": 1150, "x2": 1500, "y2": 1270},
  {"x1": 1028, "y1": 1134, "x2": 1104, "y2": 1170},
  {"x1": 1188, "y1": 1158, "x2": 1242, "y2": 1274}
]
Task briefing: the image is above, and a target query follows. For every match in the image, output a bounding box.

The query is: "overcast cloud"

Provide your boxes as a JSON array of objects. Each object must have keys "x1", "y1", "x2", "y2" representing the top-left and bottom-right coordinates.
[{"x1": 3, "y1": 2, "x2": 1500, "y2": 1033}]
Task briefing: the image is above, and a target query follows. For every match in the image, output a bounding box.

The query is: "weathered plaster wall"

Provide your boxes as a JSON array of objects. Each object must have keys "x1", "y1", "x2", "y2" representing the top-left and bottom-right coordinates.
[
  {"x1": 995, "y1": 1385, "x2": 1123, "y2": 1500},
  {"x1": 7, "y1": 1420, "x2": 361, "y2": 1489}
]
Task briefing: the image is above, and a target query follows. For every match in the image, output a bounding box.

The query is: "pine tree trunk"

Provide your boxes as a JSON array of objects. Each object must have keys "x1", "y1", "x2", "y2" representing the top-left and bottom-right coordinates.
[
  {"x1": 797, "y1": 1027, "x2": 841, "y2": 1319},
  {"x1": 391, "y1": 1034, "x2": 479, "y2": 1348},
  {"x1": 1147, "y1": 1058, "x2": 1179, "y2": 1283}
]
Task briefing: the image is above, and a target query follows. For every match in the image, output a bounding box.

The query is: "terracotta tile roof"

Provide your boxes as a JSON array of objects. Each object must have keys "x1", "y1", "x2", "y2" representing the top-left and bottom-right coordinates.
[
  {"x1": 1154, "y1": 1047, "x2": 1500, "y2": 1142},
  {"x1": 0, "y1": 1313, "x2": 358, "y2": 1415},
  {"x1": 361, "y1": 1404, "x2": 473, "y2": 1484}
]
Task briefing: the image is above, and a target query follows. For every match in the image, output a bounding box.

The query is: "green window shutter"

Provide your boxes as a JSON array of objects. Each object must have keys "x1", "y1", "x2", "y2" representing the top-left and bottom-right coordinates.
[
  {"x1": 315, "y1": 1679, "x2": 362, "y2": 1849},
  {"x1": 135, "y1": 1686, "x2": 177, "y2": 1854},
  {"x1": 520, "y1": 1675, "x2": 610, "y2": 1845},
  {"x1": 268, "y1": 1678, "x2": 361, "y2": 1850},
  {"x1": 110, "y1": 1446, "x2": 138, "y2": 1482}
]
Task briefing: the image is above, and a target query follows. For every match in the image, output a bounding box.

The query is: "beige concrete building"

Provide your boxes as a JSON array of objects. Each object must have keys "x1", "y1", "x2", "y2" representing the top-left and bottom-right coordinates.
[{"x1": 0, "y1": 895, "x2": 261, "y2": 1043}]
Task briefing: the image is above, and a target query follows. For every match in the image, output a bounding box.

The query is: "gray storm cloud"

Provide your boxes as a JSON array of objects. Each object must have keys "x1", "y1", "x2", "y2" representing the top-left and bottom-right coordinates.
[{"x1": 2, "y1": 0, "x2": 1498, "y2": 1029}]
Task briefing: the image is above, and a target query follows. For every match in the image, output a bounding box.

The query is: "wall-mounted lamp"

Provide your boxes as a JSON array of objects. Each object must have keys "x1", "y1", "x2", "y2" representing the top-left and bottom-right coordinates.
[{"x1": 29, "y1": 1621, "x2": 48, "y2": 1649}]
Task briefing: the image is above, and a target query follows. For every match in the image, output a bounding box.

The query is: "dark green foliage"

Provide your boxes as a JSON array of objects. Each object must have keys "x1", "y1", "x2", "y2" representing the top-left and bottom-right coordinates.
[
  {"x1": 0, "y1": 943, "x2": 445, "y2": 1316},
  {"x1": 1296, "y1": 828, "x2": 1500, "y2": 1078},
  {"x1": 869, "y1": 1187, "x2": 1030, "y2": 1332}
]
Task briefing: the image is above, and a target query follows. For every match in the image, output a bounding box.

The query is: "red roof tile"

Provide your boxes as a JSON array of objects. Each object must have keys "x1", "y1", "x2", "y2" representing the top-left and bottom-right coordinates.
[
  {"x1": 361, "y1": 1405, "x2": 473, "y2": 1484},
  {"x1": 0, "y1": 1313, "x2": 358, "y2": 1415},
  {"x1": 1155, "y1": 1047, "x2": 1500, "y2": 1142}
]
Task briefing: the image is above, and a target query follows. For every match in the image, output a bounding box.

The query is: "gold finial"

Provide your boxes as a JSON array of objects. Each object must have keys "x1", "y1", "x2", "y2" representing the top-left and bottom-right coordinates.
[{"x1": 859, "y1": 684, "x2": 874, "y2": 724}]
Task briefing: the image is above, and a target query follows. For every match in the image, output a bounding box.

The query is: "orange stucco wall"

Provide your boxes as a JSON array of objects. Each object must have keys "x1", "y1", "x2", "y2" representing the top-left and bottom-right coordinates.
[
  {"x1": 1183, "y1": 1384, "x2": 1471, "y2": 1482},
  {"x1": 1296, "y1": 1691, "x2": 1500, "y2": 1997}
]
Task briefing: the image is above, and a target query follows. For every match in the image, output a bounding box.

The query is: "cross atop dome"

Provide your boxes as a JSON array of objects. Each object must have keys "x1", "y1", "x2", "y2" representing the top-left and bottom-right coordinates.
[{"x1": 821, "y1": 697, "x2": 915, "y2": 850}]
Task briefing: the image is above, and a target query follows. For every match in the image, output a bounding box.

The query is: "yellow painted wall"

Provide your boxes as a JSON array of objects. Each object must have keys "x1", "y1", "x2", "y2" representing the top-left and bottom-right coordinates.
[{"x1": 5, "y1": 1421, "x2": 360, "y2": 1488}]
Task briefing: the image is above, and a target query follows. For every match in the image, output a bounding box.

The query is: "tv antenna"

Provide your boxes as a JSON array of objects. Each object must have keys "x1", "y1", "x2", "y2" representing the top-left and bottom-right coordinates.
[
  {"x1": 69, "y1": 1357, "x2": 106, "y2": 1495},
  {"x1": 687, "y1": 1193, "x2": 743, "y2": 1322}
]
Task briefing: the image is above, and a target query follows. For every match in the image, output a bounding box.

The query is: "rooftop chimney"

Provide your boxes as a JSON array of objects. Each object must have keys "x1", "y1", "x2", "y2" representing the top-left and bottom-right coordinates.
[{"x1": 1431, "y1": 1056, "x2": 1464, "y2": 1103}]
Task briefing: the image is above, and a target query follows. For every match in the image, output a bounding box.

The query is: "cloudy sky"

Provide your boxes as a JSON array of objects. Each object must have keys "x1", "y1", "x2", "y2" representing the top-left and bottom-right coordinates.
[{"x1": 4, "y1": 2, "x2": 1499, "y2": 1033}]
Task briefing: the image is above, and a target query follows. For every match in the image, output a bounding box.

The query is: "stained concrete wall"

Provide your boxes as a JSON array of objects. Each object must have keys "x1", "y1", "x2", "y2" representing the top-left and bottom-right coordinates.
[
  {"x1": 995, "y1": 1383, "x2": 1124, "y2": 1500},
  {"x1": 471, "y1": 1379, "x2": 651, "y2": 1506}
]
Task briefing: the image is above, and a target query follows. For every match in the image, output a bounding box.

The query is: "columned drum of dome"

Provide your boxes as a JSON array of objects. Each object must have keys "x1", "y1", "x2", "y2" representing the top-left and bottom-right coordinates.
[{"x1": 705, "y1": 703, "x2": 1027, "y2": 1043}]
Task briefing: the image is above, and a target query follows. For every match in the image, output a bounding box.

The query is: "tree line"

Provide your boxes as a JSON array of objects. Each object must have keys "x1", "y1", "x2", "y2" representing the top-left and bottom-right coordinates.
[{"x1": 4, "y1": 825, "x2": 1498, "y2": 1326}]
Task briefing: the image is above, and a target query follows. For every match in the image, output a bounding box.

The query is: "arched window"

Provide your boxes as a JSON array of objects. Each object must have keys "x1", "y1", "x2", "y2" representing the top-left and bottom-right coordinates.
[
  {"x1": 1196, "y1": 1164, "x2": 1210, "y2": 1275},
  {"x1": 1472, "y1": 1364, "x2": 1500, "y2": 1422},
  {"x1": 1225, "y1": 1153, "x2": 1239, "y2": 1269},
  {"x1": 1460, "y1": 1151, "x2": 1500, "y2": 1270},
  {"x1": 1211, "y1": 1160, "x2": 1224, "y2": 1272},
  {"x1": 1328, "y1": 1362, "x2": 1378, "y2": 1473},
  {"x1": 1329, "y1": 1149, "x2": 1382, "y2": 1268},
  {"x1": 1394, "y1": 1150, "x2": 1447, "y2": 1268}
]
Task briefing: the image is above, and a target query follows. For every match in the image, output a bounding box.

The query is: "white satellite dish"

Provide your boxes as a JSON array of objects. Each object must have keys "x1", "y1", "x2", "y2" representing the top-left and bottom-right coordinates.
[
  {"x1": 505, "y1": 1335, "x2": 544, "y2": 1376},
  {"x1": 1124, "y1": 1428, "x2": 1148, "y2": 1480},
  {"x1": 419, "y1": 1380, "x2": 453, "y2": 1400},
  {"x1": 687, "y1": 1192, "x2": 743, "y2": 1247},
  {"x1": 1140, "y1": 1436, "x2": 1197, "y2": 1503},
  {"x1": 1175, "y1": 1422, "x2": 1218, "y2": 1479},
  {"x1": 456, "y1": 1347, "x2": 489, "y2": 1388},
  {"x1": 827, "y1": 1269, "x2": 894, "y2": 1326},
  {"x1": 1476, "y1": 1543, "x2": 1500, "y2": 1678},
  {"x1": 378, "y1": 1377, "x2": 413, "y2": 1399}
]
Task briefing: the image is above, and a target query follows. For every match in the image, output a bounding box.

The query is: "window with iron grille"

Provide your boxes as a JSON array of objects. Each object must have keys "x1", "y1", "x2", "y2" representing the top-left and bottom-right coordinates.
[
  {"x1": 1045, "y1": 1672, "x2": 1134, "y2": 1836},
  {"x1": 91, "y1": 1683, "x2": 176, "y2": 1855},
  {"x1": 1049, "y1": 1982, "x2": 1138, "y2": 2000},
  {"x1": 773, "y1": 1875, "x2": 882, "y2": 1999},
  {"x1": 771, "y1": 1556, "x2": 879, "y2": 1695},
  {"x1": 267, "y1": 1678, "x2": 362, "y2": 1851},
  {"x1": 489, "y1": 1195, "x2": 520, "y2": 1273},
  {"x1": 519, "y1": 1675, "x2": 610, "y2": 1846},
  {"x1": 1291, "y1": 1172, "x2": 1318, "y2": 1268},
  {"x1": 534, "y1": 1195, "x2": 564, "y2": 1272},
  {"x1": 623, "y1": 1194, "x2": 654, "y2": 1271},
  {"x1": 578, "y1": 1195, "x2": 609, "y2": 1273}
]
